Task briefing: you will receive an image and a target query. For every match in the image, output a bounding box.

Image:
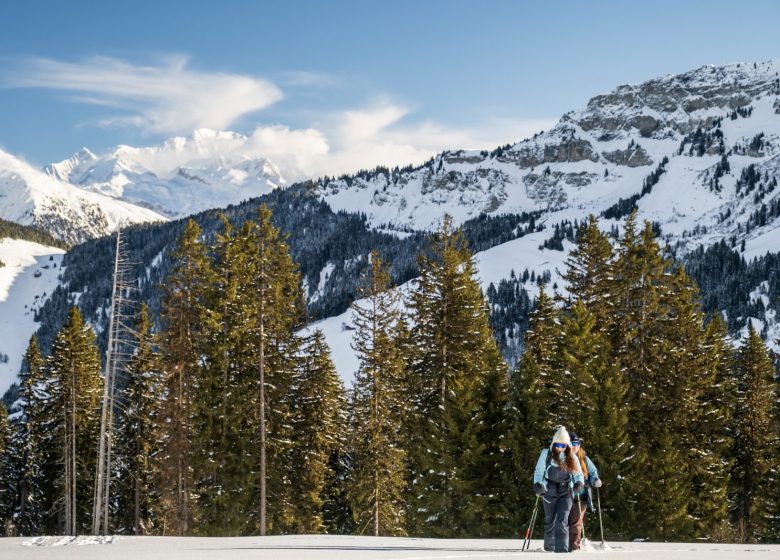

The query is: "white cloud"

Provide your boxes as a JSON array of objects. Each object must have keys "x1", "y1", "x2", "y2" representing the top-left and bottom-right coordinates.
[
  {"x1": 291, "y1": 100, "x2": 555, "y2": 178},
  {"x1": 4, "y1": 55, "x2": 556, "y2": 180},
  {"x1": 5, "y1": 55, "x2": 282, "y2": 135}
]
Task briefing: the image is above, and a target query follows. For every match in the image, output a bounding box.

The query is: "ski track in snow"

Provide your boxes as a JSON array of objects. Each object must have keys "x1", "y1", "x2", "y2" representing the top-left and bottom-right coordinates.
[{"x1": 2, "y1": 536, "x2": 779, "y2": 559}]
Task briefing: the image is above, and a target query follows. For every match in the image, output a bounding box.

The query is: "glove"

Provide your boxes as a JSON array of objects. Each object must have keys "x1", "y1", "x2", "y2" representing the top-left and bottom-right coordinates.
[
  {"x1": 592, "y1": 479, "x2": 603, "y2": 488},
  {"x1": 572, "y1": 482, "x2": 584, "y2": 494},
  {"x1": 533, "y1": 483, "x2": 545, "y2": 496}
]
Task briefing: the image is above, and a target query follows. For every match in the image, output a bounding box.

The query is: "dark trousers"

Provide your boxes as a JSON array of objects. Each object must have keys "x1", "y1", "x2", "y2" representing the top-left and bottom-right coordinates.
[
  {"x1": 542, "y1": 488, "x2": 573, "y2": 553},
  {"x1": 568, "y1": 496, "x2": 587, "y2": 550}
]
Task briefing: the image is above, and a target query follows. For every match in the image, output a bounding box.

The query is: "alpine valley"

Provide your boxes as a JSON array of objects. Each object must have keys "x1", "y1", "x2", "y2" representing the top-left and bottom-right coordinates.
[{"x1": 2, "y1": 59, "x2": 780, "y2": 400}]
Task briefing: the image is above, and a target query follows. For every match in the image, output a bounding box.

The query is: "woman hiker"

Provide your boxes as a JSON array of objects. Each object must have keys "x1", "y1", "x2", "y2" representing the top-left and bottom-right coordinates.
[
  {"x1": 567, "y1": 431, "x2": 602, "y2": 551},
  {"x1": 533, "y1": 426, "x2": 584, "y2": 553}
]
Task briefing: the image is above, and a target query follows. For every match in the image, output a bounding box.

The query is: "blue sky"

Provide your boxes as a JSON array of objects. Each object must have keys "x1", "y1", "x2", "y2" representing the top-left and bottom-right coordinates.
[{"x1": 2, "y1": 0, "x2": 779, "y2": 175}]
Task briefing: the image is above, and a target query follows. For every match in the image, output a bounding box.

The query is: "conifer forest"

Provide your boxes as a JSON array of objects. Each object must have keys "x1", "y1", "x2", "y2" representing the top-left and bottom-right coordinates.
[{"x1": 0, "y1": 206, "x2": 777, "y2": 544}]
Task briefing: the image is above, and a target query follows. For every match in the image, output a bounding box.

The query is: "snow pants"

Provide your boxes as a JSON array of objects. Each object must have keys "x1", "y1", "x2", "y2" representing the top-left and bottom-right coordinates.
[
  {"x1": 542, "y1": 485, "x2": 573, "y2": 553},
  {"x1": 568, "y1": 495, "x2": 587, "y2": 550}
]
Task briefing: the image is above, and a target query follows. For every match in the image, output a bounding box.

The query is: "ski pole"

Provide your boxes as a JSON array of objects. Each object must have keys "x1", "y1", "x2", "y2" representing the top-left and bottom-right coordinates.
[
  {"x1": 522, "y1": 496, "x2": 540, "y2": 551},
  {"x1": 525, "y1": 501, "x2": 539, "y2": 551},
  {"x1": 596, "y1": 486, "x2": 605, "y2": 546}
]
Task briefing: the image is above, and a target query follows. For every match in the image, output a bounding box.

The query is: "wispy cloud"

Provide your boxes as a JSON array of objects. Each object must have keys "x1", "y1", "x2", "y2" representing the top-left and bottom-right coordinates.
[
  {"x1": 4, "y1": 55, "x2": 283, "y2": 134},
  {"x1": 3, "y1": 54, "x2": 556, "y2": 178},
  {"x1": 289, "y1": 100, "x2": 555, "y2": 177}
]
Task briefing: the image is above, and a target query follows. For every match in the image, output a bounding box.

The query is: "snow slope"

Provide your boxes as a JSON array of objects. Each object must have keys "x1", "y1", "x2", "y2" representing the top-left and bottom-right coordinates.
[
  {"x1": 2, "y1": 535, "x2": 779, "y2": 559},
  {"x1": 0, "y1": 239, "x2": 65, "y2": 395},
  {"x1": 45, "y1": 129, "x2": 288, "y2": 218},
  {"x1": 304, "y1": 231, "x2": 572, "y2": 386},
  {"x1": 317, "y1": 59, "x2": 780, "y2": 260},
  {"x1": 0, "y1": 149, "x2": 166, "y2": 244}
]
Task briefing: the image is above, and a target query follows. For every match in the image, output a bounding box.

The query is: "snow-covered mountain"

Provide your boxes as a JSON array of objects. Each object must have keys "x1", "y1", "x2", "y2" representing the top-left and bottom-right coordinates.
[
  {"x1": 44, "y1": 129, "x2": 288, "y2": 219},
  {"x1": 0, "y1": 149, "x2": 167, "y2": 244},
  {"x1": 318, "y1": 60, "x2": 780, "y2": 259},
  {"x1": 4, "y1": 59, "x2": 780, "y2": 394}
]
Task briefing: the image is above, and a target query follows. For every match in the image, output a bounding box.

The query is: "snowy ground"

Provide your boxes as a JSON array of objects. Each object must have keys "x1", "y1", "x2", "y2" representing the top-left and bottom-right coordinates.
[
  {"x1": 2, "y1": 535, "x2": 779, "y2": 559},
  {"x1": 0, "y1": 238, "x2": 65, "y2": 396}
]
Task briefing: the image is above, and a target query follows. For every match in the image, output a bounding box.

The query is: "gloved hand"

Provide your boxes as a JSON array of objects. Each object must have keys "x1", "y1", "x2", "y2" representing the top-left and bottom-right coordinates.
[
  {"x1": 533, "y1": 483, "x2": 545, "y2": 496},
  {"x1": 592, "y1": 479, "x2": 603, "y2": 488},
  {"x1": 572, "y1": 482, "x2": 584, "y2": 494}
]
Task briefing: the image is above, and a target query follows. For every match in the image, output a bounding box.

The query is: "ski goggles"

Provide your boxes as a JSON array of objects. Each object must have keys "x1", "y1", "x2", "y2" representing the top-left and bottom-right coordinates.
[
  {"x1": 571, "y1": 441, "x2": 581, "y2": 447},
  {"x1": 552, "y1": 443, "x2": 568, "y2": 449}
]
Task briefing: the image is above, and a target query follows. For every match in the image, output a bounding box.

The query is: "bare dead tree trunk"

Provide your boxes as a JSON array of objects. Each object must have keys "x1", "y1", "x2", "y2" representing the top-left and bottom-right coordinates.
[{"x1": 259, "y1": 235, "x2": 267, "y2": 536}]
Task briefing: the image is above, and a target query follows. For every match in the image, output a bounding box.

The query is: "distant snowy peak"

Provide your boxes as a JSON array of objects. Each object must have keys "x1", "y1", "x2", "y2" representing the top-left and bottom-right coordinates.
[
  {"x1": 0, "y1": 149, "x2": 166, "y2": 244},
  {"x1": 43, "y1": 147, "x2": 97, "y2": 183},
  {"x1": 45, "y1": 128, "x2": 289, "y2": 218}
]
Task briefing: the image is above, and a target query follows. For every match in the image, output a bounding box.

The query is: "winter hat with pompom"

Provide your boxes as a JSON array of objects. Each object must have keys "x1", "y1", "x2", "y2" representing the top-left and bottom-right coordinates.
[{"x1": 551, "y1": 426, "x2": 571, "y2": 447}]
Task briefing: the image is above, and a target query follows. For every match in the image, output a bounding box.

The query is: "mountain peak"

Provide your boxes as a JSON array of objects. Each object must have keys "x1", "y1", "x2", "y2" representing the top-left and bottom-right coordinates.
[{"x1": 39, "y1": 129, "x2": 289, "y2": 218}]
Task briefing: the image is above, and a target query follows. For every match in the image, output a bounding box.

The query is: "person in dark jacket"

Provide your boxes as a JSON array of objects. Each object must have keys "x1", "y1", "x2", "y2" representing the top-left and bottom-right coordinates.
[
  {"x1": 567, "y1": 431, "x2": 602, "y2": 551},
  {"x1": 533, "y1": 426, "x2": 584, "y2": 553}
]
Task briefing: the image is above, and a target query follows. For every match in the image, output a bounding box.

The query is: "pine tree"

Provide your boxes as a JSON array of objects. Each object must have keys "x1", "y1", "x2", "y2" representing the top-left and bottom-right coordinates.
[
  {"x1": 191, "y1": 216, "x2": 258, "y2": 536},
  {"x1": 47, "y1": 307, "x2": 102, "y2": 535},
  {"x1": 8, "y1": 336, "x2": 49, "y2": 535},
  {"x1": 289, "y1": 330, "x2": 348, "y2": 533},
  {"x1": 581, "y1": 312, "x2": 628, "y2": 539},
  {"x1": 457, "y1": 347, "x2": 515, "y2": 536},
  {"x1": 158, "y1": 218, "x2": 212, "y2": 535},
  {"x1": 562, "y1": 214, "x2": 613, "y2": 322},
  {"x1": 730, "y1": 323, "x2": 777, "y2": 542},
  {"x1": 349, "y1": 252, "x2": 407, "y2": 536},
  {"x1": 320, "y1": 444, "x2": 355, "y2": 535},
  {"x1": 556, "y1": 300, "x2": 602, "y2": 431},
  {"x1": 608, "y1": 217, "x2": 689, "y2": 538},
  {"x1": 684, "y1": 310, "x2": 735, "y2": 539},
  {"x1": 510, "y1": 285, "x2": 562, "y2": 515},
  {"x1": 405, "y1": 215, "x2": 513, "y2": 537},
  {"x1": 0, "y1": 404, "x2": 12, "y2": 534},
  {"x1": 115, "y1": 304, "x2": 164, "y2": 535},
  {"x1": 244, "y1": 205, "x2": 306, "y2": 534}
]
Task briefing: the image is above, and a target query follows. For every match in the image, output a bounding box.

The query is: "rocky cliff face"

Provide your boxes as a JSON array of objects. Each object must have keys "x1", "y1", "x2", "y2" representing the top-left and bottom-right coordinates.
[{"x1": 317, "y1": 60, "x2": 780, "y2": 262}]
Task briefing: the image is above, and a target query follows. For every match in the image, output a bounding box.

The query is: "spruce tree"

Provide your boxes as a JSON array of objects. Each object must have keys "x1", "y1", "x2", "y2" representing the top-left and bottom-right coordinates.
[
  {"x1": 730, "y1": 323, "x2": 777, "y2": 542},
  {"x1": 562, "y1": 214, "x2": 613, "y2": 322},
  {"x1": 0, "y1": 404, "x2": 11, "y2": 534},
  {"x1": 510, "y1": 285, "x2": 562, "y2": 515},
  {"x1": 191, "y1": 216, "x2": 257, "y2": 535},
  {"x1": 47, "y1": 307, "x2": 102, "y2": 535},
  {"x1": 116, "y1": 304, "x2": 163, "y2": 535},
  {"x1": 349, "y1": 252, "x2": 407, "y2": 536},
  {"x1": 684, "y1": 309, "x2": 735, "y2": 538},
  {"x1": 158, "y1": 218, "x2": 212, "y2": 535},
  {"x1": 405, "y1": 215, "x2": 513, "y2": 537},
  {"x1": 557, "y1": 300, "x2": 601, "y2": 431},
  {"x1": 8, "y1": 336, "x2": 49, "y2": 535},
  {"x1": 289, "y1": 330, "x2": 348, "y2": 534},
  {"x1": 608, "y1": 217, "x2": 689, "y2": 538},
  {"x1": 244, "y1": 205, "x2": 306, "y2": 534}
]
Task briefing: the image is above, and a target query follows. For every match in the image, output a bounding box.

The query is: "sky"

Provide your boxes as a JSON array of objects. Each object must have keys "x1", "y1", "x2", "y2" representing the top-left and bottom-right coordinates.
[{"x1": 1, "y1": 0, "x2": 779, "y2": 178}]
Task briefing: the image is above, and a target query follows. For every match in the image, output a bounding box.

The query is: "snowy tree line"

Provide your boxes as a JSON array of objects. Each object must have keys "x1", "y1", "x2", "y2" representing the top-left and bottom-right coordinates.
[{"x1": 0, "y1": 209, "x2": 778, "y2": 542}]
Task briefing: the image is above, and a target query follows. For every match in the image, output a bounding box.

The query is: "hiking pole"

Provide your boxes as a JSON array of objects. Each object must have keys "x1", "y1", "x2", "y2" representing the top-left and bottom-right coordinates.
[
  {"x1": 596, "y1": 486, "x2": 606, "y2": 547},
  {"x1": 522, "y1": 496, "x2": 540, "y2": 552}
]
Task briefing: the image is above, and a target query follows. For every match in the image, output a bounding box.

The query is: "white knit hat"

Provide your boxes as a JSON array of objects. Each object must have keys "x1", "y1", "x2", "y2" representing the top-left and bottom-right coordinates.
[{"x1": 551, "y1": 426, "x2": 571, "y2": 446}]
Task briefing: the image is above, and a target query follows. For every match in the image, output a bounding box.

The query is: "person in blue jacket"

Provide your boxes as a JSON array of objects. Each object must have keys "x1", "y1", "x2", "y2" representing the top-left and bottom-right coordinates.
[
  {"x1": 533, "y1": 426, "x2": 584, "y2": 553},
  {"x1": 567, "y1": 431, "x2": 602, "y2": 551}
]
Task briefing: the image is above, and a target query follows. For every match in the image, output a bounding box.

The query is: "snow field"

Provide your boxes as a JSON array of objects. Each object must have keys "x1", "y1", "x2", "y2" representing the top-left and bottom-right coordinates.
[
  {"x1": 0, "y1": 239, "x2": 65, "y2": 396},
  {"x1": 2, "y1": 535, "x2": 779, "y2": 559}
]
